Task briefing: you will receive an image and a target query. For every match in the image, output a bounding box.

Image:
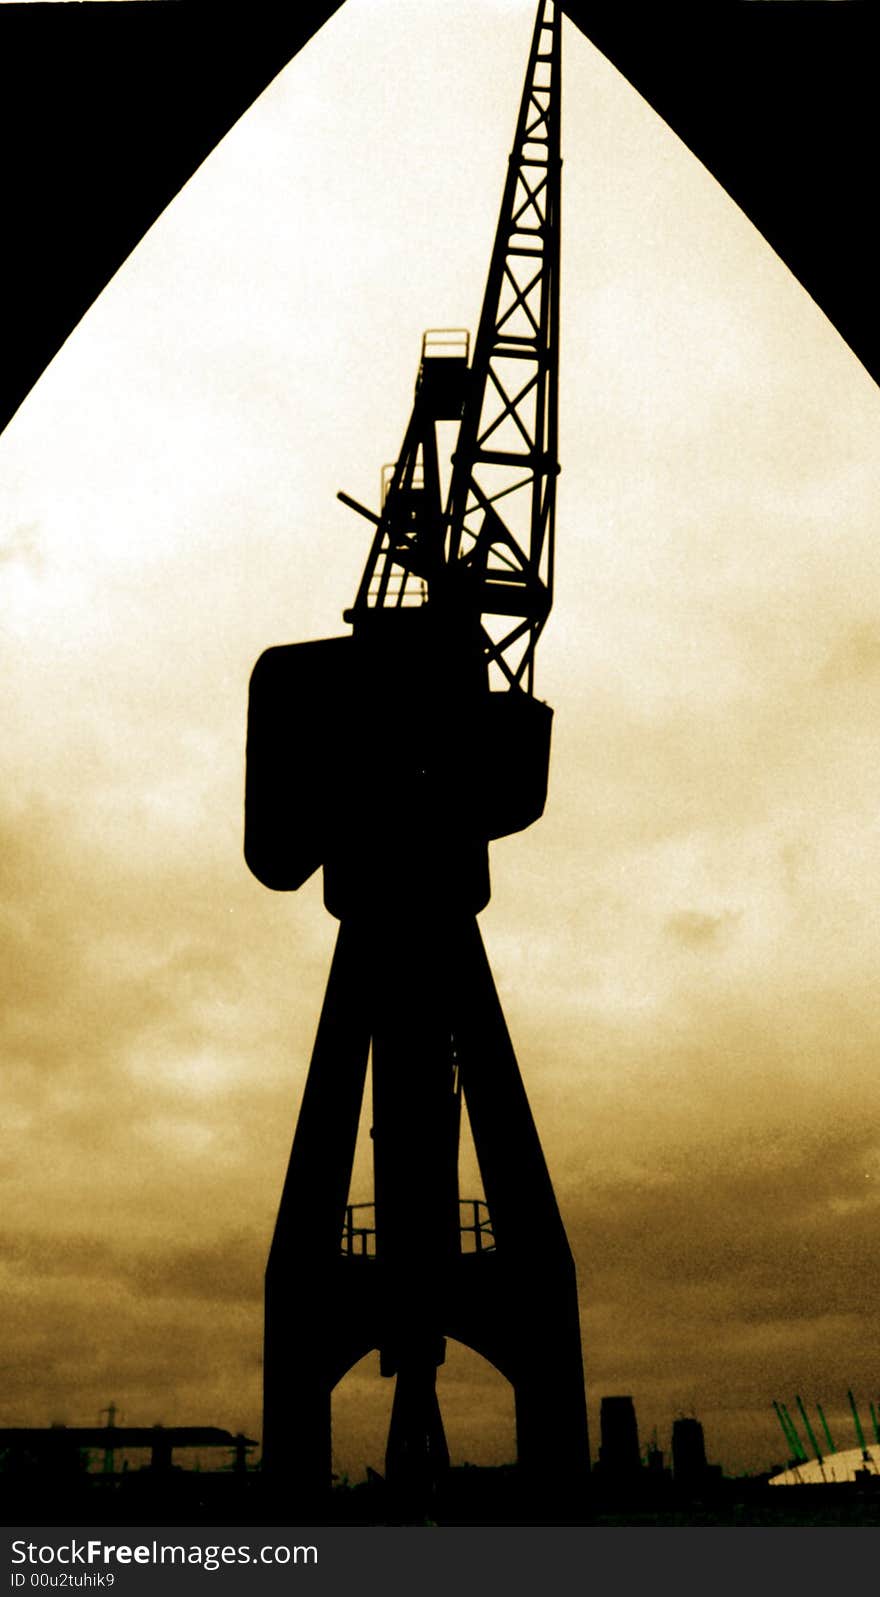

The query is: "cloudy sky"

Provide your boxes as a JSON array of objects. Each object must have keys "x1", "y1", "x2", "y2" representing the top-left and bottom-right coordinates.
[{"x1": 3, "y1": 0, "x2": 880, "y2": 1480}]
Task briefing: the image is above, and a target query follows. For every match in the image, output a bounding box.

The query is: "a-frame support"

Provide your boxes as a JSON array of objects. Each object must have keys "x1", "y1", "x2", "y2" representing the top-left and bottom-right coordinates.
[{"x1": 262, "y1": 910, "x2": 589, "y2": 1502}]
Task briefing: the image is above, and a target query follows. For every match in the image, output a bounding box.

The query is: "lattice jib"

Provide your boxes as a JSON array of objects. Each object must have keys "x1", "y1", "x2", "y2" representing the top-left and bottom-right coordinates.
[{"x1": 445, "y1": 0, "x2": 560, "y2": 693}]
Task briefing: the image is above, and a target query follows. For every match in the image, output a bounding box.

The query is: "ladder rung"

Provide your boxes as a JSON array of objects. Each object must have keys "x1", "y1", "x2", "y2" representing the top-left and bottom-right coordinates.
[
  {"x1": 489, "y1": 345, "x2": 541, "y2": 360},
  {"x1": 476, "y1": 447, "x2": 538, "y2": 466}
]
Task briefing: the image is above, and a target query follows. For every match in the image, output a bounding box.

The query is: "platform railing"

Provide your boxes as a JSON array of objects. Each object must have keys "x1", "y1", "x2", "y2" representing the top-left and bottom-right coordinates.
[
  {"x1": 421, "y1": 327, "x2": 470, "y2": 362},
  {"x1": 339, "y1": 1198, "x2": 495, "y2": 1256}
]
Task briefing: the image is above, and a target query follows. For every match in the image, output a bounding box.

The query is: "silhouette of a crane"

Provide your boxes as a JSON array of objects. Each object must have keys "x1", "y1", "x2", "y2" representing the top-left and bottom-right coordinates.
[{"x1": 245, "y1": 0, "x2": 588, "y2": 1504}]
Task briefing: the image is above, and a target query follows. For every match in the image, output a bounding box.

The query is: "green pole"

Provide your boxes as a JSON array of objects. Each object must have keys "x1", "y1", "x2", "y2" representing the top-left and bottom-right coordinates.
[
  {"x1": 847, "y1": 1389, "x2": 868, "y2": 1457},
  {"x1": 816, "y1": 1402, "x2": 835, "y2": 1455},
  {"x1": 796, "y1": 1395, "x2": 822, "y2": 1462},
  {"x1": 772, "y1": 1400, "x2": 794, "y2": 1459},
  {"x1": 781, "y1": 1402, "x2": 808, "y2": 1463},
  {"x1": 774, "y1": 1401, "x2": 806, "y2": 1463}
]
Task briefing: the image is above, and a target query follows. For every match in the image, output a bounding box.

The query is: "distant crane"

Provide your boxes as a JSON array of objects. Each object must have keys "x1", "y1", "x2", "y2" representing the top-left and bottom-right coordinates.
[{"x1": 245, "y1": 0, "x2": 588, "y2": 1502}]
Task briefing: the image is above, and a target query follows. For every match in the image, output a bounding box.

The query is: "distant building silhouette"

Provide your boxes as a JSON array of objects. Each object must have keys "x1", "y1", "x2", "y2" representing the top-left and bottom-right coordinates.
[
  {"x1": 672, "y1": 1417, "x2": 710, "y2": 1490},
  {"x1": 597, "y1": 1396, "x2": 641, "y2": 1482},
  {"x1": 0, "y1": 1426, "x2": 255, "y2": 1478}
]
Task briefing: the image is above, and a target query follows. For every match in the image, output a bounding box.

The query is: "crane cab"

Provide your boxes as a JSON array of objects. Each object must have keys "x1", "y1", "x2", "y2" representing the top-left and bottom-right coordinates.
[
  {"x1": 244, "y1": 608, "x2": 552, "y2": 916},
  {"x1": 415, "y1": 328, "x2": 470, "y2": 419}
]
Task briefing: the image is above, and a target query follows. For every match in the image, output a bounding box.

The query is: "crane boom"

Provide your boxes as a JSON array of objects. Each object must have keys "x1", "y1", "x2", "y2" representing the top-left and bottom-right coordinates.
[
  {"x1": 446, "y1": 0, "x2": 561, "y2": 692},
  {"x1": 344, "y1": 0, "x2": 562, "y2": 695}
]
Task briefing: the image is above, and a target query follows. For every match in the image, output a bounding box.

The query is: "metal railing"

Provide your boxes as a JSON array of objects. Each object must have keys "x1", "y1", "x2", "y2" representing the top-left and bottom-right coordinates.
[
  {"x1": 421, "y1": 327, "x2": 470, "y2": 362},
  {"x1": 459, "y1": 1198, "x2": 495, "y2": 1253},
  {"x1": 340, "y1": 1198, "x2": 495, "y2": 1256},
  {"x1": 341, "y1": 1203, "x2": 376, "y2": 1257}
]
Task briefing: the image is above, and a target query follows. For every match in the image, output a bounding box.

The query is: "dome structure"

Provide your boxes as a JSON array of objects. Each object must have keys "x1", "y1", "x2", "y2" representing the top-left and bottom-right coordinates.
[{"x1": 769, "y1": 1444, "x2": 880, "y2": 1487}]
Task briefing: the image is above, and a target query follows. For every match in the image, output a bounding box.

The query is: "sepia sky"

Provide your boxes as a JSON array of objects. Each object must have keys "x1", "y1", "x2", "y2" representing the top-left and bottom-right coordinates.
[{"x1": 3, "y1": 0, "x2": 880, "y2": 1479}]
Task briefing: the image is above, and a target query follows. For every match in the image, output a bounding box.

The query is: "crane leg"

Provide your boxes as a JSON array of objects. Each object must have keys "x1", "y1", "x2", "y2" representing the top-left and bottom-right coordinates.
[{"x1": 262, "y1": 921, "x2": 373, "y2": 1500}]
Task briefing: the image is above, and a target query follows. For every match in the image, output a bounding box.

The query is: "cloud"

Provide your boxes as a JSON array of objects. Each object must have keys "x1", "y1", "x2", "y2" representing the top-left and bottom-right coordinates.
[
  {"x1": 821, "y1": 621, "x2": 880, "y2": 684},
  {"x1": 570, "y1": 1123, "x2": 880, "y2": 1470},
  {"x1": 0, "y1": 522, "x2": 42, "y2": 569},
  {"x1": 0, "y1": 1229, "x2": 261, "y2": 1306},
  {"x1": 665, "y1": 909, "x2": 739, "y2": 948}
]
